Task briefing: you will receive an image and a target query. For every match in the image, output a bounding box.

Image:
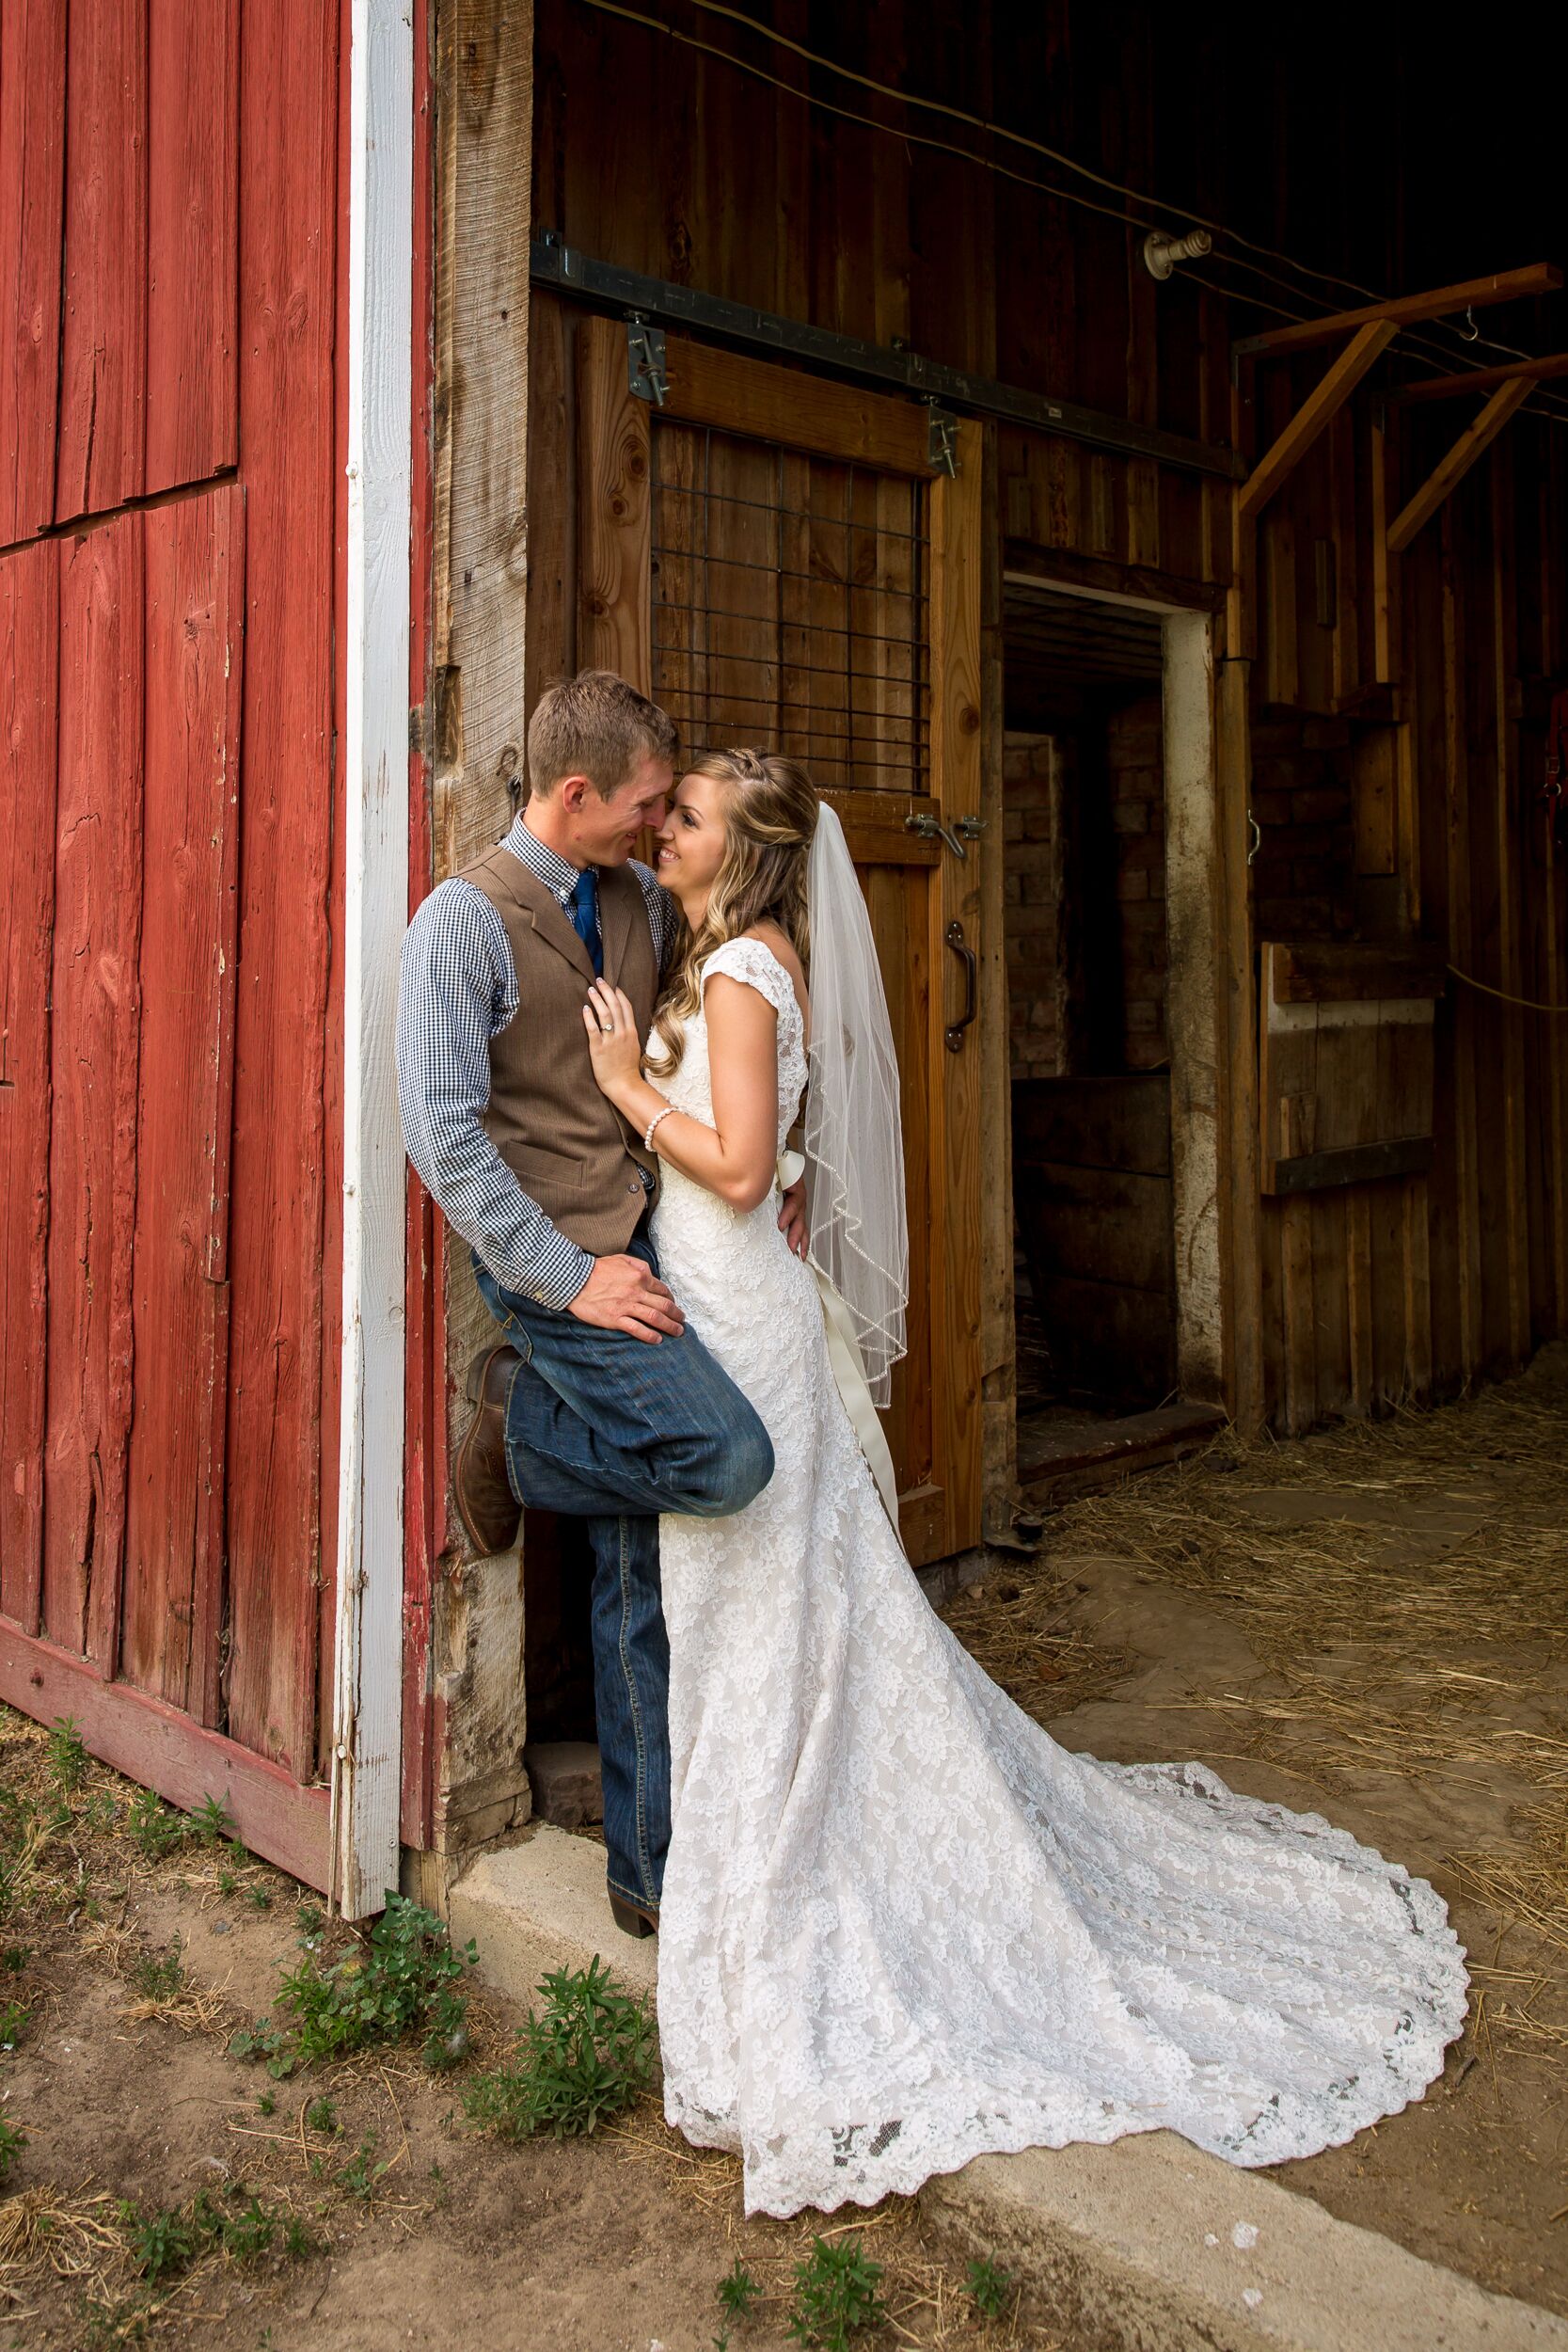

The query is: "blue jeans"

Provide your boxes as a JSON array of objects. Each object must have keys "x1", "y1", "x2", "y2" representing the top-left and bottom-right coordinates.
[{"x1": 472, "y1": 1236, "x2": 773, "y2": 1913}]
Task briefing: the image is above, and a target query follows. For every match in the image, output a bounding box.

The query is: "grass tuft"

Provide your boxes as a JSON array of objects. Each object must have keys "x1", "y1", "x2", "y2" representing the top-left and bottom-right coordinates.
[
  {"x1": 960, "y1": 2253, "x2": 1015, "y2": 2319},
  {"x1": 45, "y1": 1717, "x2": 88, "y2": 1793},
  {"x1": 717, "y1": 2255, "x2": 762, "y2": 2317},
  {"x1": 462, "y1": 1957, "x2": 655, "y2": 2140},
  {"x1": 786, "y1": 2237, "x2": 886, "y2": 2350},
  {"x1": 277, "y1": 1893, "x2": 474, "y2": 2069}
]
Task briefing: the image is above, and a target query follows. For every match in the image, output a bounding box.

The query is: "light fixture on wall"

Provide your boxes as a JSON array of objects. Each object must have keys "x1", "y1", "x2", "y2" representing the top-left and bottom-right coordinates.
[{"x1": 1143, "y1": 228, "x2": 1212, "y2": 280}]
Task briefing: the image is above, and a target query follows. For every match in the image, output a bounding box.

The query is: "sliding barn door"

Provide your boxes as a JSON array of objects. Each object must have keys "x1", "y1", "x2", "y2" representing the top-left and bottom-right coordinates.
[{"x1": 576, "y1": 319, "x2": 984, "y2": 1564}]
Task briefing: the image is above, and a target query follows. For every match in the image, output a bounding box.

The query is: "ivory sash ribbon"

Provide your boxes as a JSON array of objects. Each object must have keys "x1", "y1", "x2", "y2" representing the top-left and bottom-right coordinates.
[{"x1": 778, "y1": 1152, "x2": 900, "y2": 1527}]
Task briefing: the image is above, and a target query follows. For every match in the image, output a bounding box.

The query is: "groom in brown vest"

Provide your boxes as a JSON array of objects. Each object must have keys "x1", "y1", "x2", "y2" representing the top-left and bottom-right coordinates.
[{"x1": 398, "y1": 672, "x2": 791, "y2": 1938}]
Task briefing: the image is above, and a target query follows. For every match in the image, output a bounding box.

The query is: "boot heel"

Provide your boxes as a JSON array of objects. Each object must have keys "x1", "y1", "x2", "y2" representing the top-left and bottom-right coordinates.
[{"x1": 610, "y1": 1895, "x2": 658, "y2": 1940}]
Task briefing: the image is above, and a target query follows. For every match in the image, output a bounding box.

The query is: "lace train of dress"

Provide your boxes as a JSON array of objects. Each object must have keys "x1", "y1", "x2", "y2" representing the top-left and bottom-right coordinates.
[{"x1": 648, "y1": 938, "x2": 1469, "y2": 2220}]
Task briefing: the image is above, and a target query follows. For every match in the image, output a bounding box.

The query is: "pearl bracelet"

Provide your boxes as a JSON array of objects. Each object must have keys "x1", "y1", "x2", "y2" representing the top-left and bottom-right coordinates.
[{"x1": 643, "y1": 1104, "x2": 675, "y2": 1152}]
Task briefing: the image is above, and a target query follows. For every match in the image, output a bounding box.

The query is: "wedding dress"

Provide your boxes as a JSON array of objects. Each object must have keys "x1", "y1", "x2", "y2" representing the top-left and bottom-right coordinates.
[{"x1": 648, "y1": 935, "x2": 1469, "y2": 2220}]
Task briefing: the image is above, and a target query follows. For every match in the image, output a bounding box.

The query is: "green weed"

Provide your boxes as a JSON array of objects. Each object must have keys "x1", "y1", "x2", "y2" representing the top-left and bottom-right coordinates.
[
  {"x1": 120, "y1": 2202, "x2": 201, "y2": 2283},
  {"x1": 82, "y1": 2292, "x2": 150, "y2": 2346},
  {"x1": 303, "y1": 2096, "x2": 339, "y2": 2137},
  {"x1": 0, "y1": 1997, "x2": 29, "y2": 2050},
  {"x1": 131, "y1": 1945, "x2": 183, "y2": 2002},
  {"x1": 229, "y1": 2017, "x2": 296, "y2": 2079},
  {"x1": 787, "y1": 2238, "x2": 886, "y2": 2350},
  {"x1": 277, "y1": 1893, "x2": 473, "y2": 2069},
  {"x1": 335, "y1": 2133, "x2": 389, "y2": 2202},
  {"x1": 718, "y1": 2258, "x2": 762, "y2": 2318},
  {"x1": 0, "y1": 2114, "x2": 25, "y2": 2185},
  {"x1": 462, "y1": 1957, "x2": 655, "y2": 2140},
  {"x1": 1, "y1": 1944, "x2": 31, "y2": 1973},
  {"x1": 960, "y1": 2254, "x2": 1016, "y2": 2319},
  {"x1": 126, "y1": 1788, "x2": 186, "y2": 1861},
  {"x1": 191, "y1": 1794, "x2": 237, "y2": 1849},
  {"x1": 204, "y1": 2188, "x2": 277, "y2": 2263},
  {"x1": 45, "y1": 1717, "x2": 88, "y2": 1791},
  {"x1": 256, "y1": 2090, "x2": 277, "y2": 2117}
]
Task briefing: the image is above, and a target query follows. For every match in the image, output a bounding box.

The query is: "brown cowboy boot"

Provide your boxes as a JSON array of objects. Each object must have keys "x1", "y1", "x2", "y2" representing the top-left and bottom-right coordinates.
[{"x1": 454, "y1": 1345, "x2": 524, "y2": 1556}]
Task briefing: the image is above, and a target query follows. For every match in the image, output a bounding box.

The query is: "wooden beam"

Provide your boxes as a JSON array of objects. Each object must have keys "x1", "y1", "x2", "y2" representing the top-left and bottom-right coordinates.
[
  {"x1": 1386, "y1": 378, "x2": 1534, "y2": 553},
  {"x1": 1390, "y1": 351, "x2": 1568, "y2": 405},
  {"x1": 1238, "y1": 321, "x2": 1397, "y2": 520},
  {"x1": 1234, "y1": 263, "x2": 1562, "y2": 359},
  {"x1": 334, "y1": 0, "x2": 414, "y2": 1923}
]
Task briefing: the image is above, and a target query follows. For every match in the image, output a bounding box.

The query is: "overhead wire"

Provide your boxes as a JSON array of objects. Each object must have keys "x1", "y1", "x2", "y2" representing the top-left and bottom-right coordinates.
[
  {"x1": 570, "y1": 0, "x2": 1568, "y2": 421},
  {"x1": 684, "y1": 0, "x2": 1563, "y2": 385}
]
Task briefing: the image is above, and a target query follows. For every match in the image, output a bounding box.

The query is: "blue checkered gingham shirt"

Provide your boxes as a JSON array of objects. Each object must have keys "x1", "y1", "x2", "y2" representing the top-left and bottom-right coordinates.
[{"x1": 397, "y1": 814, "x2": 679, "y2": 1309}]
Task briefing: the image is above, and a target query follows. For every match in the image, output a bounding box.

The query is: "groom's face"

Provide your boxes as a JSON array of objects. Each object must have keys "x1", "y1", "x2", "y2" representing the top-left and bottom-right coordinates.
[{"x1": 563, "y1": 751, "x2": 673, "y2": 868}]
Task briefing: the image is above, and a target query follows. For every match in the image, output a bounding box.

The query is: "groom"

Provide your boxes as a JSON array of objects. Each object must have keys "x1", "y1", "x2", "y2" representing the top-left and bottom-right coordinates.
[{"x1": 398, "y1": 670, "x2": 800, "y2": 1937}]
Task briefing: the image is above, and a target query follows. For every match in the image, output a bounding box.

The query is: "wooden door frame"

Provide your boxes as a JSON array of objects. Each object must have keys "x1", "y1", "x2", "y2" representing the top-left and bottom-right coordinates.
[
  {"x1": 577, "y1": 319, "x2": 987, "y2": 1558},
  {"x1": 1000, "y1": 566, "x2": 1233, "y2": 1414},
  {"x1": 333, "y1": 0, "x2": 417, "y2": 1919}
]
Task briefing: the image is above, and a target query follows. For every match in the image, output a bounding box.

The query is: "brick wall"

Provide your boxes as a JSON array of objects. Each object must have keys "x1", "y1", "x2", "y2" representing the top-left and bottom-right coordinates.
[
  {"x1": 1003, "y1": 693, "x2": 1168, "y2": 1079},
  {"x1": 1104, "y1": 697, "x2": 1166, "y2": 1072},
  {"x1": 1003, "y1": 733, "x2": 1057, "y2": 1074}
]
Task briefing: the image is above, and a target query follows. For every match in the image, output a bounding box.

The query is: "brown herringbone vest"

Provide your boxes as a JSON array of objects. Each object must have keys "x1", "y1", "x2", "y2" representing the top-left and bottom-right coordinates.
[{"x1": 458, "y1": 842, "x2": 662, "y2": 1260}]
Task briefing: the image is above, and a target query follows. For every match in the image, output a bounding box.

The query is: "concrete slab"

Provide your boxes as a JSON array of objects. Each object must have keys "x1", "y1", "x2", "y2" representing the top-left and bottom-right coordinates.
[
  {"x1": 921, "y1": 2135, "x2": 1568, "y2": 2352},
  {"x1": 447, "y1": 1821, "x2": 657, "y2": 2010},
  {"x1": 448, "y1": 1825, "x2": 1568, "y2": 2350}
]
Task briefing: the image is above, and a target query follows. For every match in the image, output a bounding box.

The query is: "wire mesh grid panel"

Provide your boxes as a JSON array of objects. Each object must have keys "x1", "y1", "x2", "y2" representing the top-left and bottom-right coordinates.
[{"x1": 651, "y1": 421, "x2": 929, "y2": 794}]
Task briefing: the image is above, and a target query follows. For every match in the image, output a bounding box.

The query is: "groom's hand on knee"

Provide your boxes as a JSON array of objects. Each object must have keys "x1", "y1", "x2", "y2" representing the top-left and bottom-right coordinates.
[{"x1": 569, "y1": 1255, "x2": 687, "y2": 1344}]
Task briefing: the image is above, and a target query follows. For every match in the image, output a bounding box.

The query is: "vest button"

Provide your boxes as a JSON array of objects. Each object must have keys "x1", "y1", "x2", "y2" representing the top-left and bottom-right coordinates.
[{"x1": 627, "y1": 1180, "x2": 640, "y2": 1192}]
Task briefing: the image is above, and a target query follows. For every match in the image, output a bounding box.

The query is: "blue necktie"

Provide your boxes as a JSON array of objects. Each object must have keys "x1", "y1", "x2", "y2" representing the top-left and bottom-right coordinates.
[{"x1": 568, "y1": 868, "x2": 603, "y2": 977}]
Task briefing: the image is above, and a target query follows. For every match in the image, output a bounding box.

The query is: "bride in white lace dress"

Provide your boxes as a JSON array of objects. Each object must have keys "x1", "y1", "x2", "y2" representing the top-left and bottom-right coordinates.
[{"x1": 582, "y1": 748, "x2": 1468, "y2": 2221}]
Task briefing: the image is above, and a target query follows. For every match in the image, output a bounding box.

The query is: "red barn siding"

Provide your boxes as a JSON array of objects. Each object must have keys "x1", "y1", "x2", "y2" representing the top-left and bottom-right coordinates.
[{"x1": 0, "y1": 0, "x2": 349, "y2": 1887}]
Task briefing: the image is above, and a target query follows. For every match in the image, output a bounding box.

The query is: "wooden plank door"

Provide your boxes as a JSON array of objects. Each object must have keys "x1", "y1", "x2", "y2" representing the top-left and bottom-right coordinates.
[
  {"x1": 577, "y1": 320, "x2": 984, "y2": 1564},
  {"x1": 0, "y1": 487, "x2": 330, "y2": 1887}
]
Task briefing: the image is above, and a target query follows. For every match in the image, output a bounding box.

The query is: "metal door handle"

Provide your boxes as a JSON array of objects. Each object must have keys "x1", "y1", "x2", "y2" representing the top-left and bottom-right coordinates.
[{"x1": 945, "y1": 920, "x2": 977, "y2": 1052}]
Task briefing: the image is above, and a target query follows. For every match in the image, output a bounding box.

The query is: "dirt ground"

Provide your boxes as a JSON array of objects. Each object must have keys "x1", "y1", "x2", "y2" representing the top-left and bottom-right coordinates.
[
  {"x1": 8, "y1": 1354, "x2": 1568, "y2": 2347},
  {"x1": 0, "y1": 1717, "x2": 1053, "y2": 2352},
  {"x1": 943, "y1": 1343, "x2": 1568, "y2": 2320}
]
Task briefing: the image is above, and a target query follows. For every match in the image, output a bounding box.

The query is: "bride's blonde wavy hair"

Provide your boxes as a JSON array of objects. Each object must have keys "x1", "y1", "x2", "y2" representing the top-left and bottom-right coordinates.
[{"x1": 645, "y1": 748, "x2": 819, "y2": 1076}]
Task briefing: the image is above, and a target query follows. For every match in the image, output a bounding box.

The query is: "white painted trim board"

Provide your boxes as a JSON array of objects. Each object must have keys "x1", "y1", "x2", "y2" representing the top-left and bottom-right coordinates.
[{"x1": 333, "y1": 0, "x2": 415, "y2": 1919}]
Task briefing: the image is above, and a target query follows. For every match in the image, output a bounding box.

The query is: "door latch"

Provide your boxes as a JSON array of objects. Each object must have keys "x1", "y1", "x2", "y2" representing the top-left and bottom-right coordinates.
[
  {"x1": 906, "y1": 810, "x2": 968, "y2": 860},
  {"x1": 626, "y1": 315, "x2": 669, "y2": 406}
]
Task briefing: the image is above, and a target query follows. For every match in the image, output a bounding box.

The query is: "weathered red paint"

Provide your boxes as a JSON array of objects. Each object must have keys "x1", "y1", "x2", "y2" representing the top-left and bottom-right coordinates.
[
  {"x1": 0, "y1": 0, "x2": 67, "y2": 545},
  {"x1": 119, "y1": 487, "x2": 244, "y2": 1717},
  {"x1": 46, "y1": 516, "x2": 145, "y2": 1670},
  {"x1": 221, "y1": 0, "x2": 341, "y2": 1781},
  {"x1": 0, "y1": 542, "x2": 58, "y2": 1631},
  {"x1": 0, "y1": 0, "x2": 351, "y2": 1896},
  {"x1": 145, "y1": 0, "x2": 241, "y2": 495},
  {"x1": 55, "y1": 0, "x2": 148, "y2": 523}
]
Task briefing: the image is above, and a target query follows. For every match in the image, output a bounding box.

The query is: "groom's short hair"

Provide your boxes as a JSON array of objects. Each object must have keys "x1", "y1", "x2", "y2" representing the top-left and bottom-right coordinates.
[{"x1": 527, "y1": 670, "x2": 680, "y2": 799}]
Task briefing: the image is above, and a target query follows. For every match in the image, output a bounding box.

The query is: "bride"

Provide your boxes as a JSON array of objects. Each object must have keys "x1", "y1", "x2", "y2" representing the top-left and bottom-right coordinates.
[{"x1": 580, "y1": 746, "x2": 1468, "y2": 2221}]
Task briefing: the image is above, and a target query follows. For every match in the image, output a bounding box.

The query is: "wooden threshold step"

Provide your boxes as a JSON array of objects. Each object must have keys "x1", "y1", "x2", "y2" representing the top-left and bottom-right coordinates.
[{"x1": 1017, "y1": 1402, "x2": 1227, "y2": 1501}]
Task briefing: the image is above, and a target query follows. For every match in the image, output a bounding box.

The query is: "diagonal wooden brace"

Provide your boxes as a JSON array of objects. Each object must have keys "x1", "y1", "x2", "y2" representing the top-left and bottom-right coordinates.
[
  {"x1": 1386, "y1": 377, "x2": 1535, "y2": 552},
  {"x1": 1239, "y1": 321, "x2": 1398, "y2": 521}
]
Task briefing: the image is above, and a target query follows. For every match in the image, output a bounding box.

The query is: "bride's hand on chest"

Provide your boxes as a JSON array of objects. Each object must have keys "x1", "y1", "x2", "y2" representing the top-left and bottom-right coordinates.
[{"x1": 582, "y1": 978, "x2": 645, "y2": 1099}]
